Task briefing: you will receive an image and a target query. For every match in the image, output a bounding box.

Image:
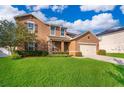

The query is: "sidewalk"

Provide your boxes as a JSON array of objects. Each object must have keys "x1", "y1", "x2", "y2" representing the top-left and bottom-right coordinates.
[{"x1": 84, "y1": 55, "x2": 124, "y2": 65}]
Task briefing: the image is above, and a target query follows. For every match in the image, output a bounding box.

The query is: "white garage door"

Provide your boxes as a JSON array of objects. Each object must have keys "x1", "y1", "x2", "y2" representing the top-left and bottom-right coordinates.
[{"x1": 80, "y1": 44, "x2": 96, "y2": 55}]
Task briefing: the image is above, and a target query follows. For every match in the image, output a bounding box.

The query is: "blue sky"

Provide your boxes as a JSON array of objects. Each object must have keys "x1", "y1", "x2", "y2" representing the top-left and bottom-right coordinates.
[{"x1": 1, "y1": 5, "x2": 124, "y2": 34}]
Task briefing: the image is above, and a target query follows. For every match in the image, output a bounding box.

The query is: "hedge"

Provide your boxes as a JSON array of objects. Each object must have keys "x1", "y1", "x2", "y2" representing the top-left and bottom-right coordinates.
[
  {"x1": 10, "y1": 53, "x2": 21, "y2": 59},
  {"x1": 97, "y1": 50, "x2": 106, "y2": 55},
  {"x1": 16, "y1": 50, "x2": 48, "y2": 57},
  {"x1": 52, "y1": 52, "x2": 69, "y2": 54},
  {"x1": 75, "y1": 52, "x2": 82, "y2": 57}
]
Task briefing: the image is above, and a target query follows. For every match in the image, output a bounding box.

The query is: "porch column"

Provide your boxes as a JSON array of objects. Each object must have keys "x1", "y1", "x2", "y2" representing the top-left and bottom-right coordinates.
[
  {"x1": 61, "y1": 41, "x2": 64, "y2": 52},
  {"x1": 48, "y1": 40, "x2": 52, "y2": 54}
]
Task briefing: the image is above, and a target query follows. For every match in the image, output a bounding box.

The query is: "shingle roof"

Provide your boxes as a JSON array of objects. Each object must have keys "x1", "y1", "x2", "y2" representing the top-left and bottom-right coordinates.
[
  {"x1": 71, "y1": 31, "x2": 98, "y2": 40},
  {"x1": 66, "y1": 32, "x2": 77, "y2": 38},
  {"x1": 14, "y1": 13, "x2": 67, "y2": 29},
  {"x1": 48, "y1": 36, "x2": 70, "y2": 42},
  {"x1": 14, "y1": 14, "x2": 32, "y2": 18},
  {"x1": 96, "y1": 27, "x2": 124, "y2": 36}
]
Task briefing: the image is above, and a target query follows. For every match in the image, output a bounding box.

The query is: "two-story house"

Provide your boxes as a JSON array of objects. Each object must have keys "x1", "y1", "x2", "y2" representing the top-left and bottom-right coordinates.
[{"x1": 14, "y1": 13, "x2": 99, "y2": 56}]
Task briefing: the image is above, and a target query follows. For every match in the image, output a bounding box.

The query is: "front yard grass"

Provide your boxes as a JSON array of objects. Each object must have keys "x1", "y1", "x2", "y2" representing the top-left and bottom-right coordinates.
[
  {"x1": 107, "y1": 53, "x2": 124, "y2": 58},
  {"x1": 0, "y1": 57, "x2": 124, "y2": 87}
]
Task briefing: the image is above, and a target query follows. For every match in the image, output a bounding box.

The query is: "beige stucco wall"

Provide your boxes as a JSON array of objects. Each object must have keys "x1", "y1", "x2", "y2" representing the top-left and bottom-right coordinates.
[{"x1": 98, "y1": 30, "x2": 124, "y2": 53}]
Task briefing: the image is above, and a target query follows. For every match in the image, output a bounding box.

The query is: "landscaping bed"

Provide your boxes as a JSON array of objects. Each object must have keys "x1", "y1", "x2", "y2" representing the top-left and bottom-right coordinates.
[{"x1": 49, "y1": 52, "x2": 71, "y2": 57}]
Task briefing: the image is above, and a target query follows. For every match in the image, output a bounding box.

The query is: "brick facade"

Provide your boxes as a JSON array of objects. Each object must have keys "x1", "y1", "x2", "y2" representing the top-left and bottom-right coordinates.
[
  {"x1": 15, "y1": 14, "x2": 99, "y2": 56},
  {"x1": 69, "y1": 32, "x2": 99, "y2": 56},
  {"x1": 15, "y1": 14, "x2": 50, "y2": 51}
]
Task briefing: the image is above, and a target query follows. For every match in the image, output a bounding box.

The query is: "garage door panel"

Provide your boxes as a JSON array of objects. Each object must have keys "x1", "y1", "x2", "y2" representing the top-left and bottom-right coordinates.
[{"x1": 80, "y1": 44, "x2": 96, "y2": 55}]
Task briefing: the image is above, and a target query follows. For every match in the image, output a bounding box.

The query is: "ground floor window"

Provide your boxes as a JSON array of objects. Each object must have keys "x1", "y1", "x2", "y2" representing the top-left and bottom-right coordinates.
[{"x1": 28, "y1": 42, "x2": 36, "y2": 51}]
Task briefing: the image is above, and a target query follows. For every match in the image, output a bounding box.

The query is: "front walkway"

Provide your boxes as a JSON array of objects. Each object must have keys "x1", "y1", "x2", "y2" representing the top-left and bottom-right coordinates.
[{"x1": 77, "y1": 55, "x2": 124, "y2": 65}]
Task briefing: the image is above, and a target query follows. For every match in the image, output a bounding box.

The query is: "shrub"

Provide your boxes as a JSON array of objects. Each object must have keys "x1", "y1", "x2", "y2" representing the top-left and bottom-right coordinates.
[
  {"x1": 49, "y1": 54, "x2": 71, "y2": 57},
  {"x1": 53, "y1": 52, "x2": 69, "y2": 54},
  {"x1": 42, "y1": 51, "x2": 49, "y2": 56},
  {"x1": 75, "y1": 52, "x2": 82, "y2": 57},
  {"x1": 97, "y1": 50, "x2": 106, "y2": 55},
  {"x1": 16, "y1": 50, "x2": 48, "y2": 57},
  {"x1": 11, "y1": 53, "x2": 21, "y2": 59},
  {"x1": 49, "y1": 52, "x2": 70, "y2": 57}
]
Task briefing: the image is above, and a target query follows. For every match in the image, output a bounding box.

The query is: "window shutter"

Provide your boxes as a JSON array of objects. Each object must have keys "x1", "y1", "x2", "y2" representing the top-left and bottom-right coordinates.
[
  {"x1": 35, "y1": 24, "x2": 38, "y2": 33},
  {"x1": 35, "y1": 42, "x2": 38, "y2": 50}
]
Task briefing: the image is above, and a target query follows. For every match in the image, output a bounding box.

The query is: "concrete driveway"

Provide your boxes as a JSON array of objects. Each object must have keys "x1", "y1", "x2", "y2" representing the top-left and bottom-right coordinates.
[{"x1": 84, "y1": 55, "x2": 124, "y2": 65}]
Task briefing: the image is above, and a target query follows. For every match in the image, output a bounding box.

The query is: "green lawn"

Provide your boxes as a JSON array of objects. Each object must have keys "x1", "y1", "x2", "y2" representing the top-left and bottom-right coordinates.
[
  {"x1": 0, "y1": 57, "x2": 124, "y2": 87},
  {"x1": 107, "y1": 53, "x2": 124, "y2": 58}
]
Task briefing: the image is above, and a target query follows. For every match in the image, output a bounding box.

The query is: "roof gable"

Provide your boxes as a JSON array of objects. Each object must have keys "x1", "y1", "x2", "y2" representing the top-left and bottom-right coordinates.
[
  {"x1": 14, "y1": 13, "x2": 45, "y2": 23},
  {"x1": 71, "y1": 31, "x2": 98, "y2": 41},
  {"x1": 14, "y1": 13, "x2": 67, "y2": 29}
]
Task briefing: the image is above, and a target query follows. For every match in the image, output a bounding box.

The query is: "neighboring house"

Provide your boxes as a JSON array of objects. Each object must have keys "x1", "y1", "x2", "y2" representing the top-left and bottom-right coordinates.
[
  {"x1": 14, "y1": 14, "x2": 99, "y2": 56},
  {"x1": 97, "y1": 27, "x2": 124, "y2": 53},
  {"x1": 0, "y1": 48, "x2": 11, "y2": 57}
]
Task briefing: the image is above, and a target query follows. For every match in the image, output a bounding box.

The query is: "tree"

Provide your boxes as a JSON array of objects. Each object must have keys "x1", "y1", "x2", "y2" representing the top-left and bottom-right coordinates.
[{"x1": 0, "y1": 20, "x2": 36, "y2": 53}]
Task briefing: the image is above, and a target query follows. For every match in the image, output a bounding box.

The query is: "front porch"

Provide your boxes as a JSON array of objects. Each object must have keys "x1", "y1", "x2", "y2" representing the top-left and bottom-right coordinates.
[
  {"x1": 51, "y1": 41, "x2": 70, "y2": 53},
  {"x1": 48, "y1": 36, "x2": 70, "y2": 53}
]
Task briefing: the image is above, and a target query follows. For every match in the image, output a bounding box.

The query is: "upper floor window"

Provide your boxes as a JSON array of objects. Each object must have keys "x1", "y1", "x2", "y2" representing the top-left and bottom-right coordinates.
[
  {"x1": 50, "y1": 26, "x2": 56, "y2": 36},
  {"x1": 27, "y1": 21, "x2": 35, "y2": 33},
  {"x1": 61, "y1": 28, "x2": 65, "y2": 36}
]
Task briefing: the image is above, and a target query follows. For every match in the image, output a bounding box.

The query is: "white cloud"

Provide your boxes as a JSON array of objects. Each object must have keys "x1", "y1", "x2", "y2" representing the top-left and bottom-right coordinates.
[
  {"x1": 26, "y1": 5, "x2": 32, "y2": 11},
  {"x1": 47, "y1": 20, "x2": 66, "y2": 26},
  {"x1": 26, "y1": 5, "x2": 68, "y2": 13},
  {"x1": 49, "y1": 17, "x2": 58, "y2": 21},
  {"x1": 0, "y1": 5, "x2": 48, "y2": 22},
  {"x1": 0, "y1": 5, "x2": 25, "y2": 21},
  {"x1": 80, "y1": 5, "x2": 115, "y2": 12},
  {"x1": 120, "y1": 5, "x2": 124, "y2": 14},
  {"x1": 32, "y1": 11, "x2": 48, "y2": 21},
  {"x1": 50, "y1": 5, "x2": 68, "y2": 13},
  {"x1": 46, "y1": 13, "x2": 119, "y2": 34},
  {"x1": 26, "y1": 5, "x2": 49, "y2": 11},
  {"x1": 0, "y1": 6, "x2": 118, "y2": 34},
  {"x1": 71, "y1": 13, "x2": 118, "y2": 31},
  {"x1": 34, "y1": 5, "x2": 49, "y2": 10}
]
